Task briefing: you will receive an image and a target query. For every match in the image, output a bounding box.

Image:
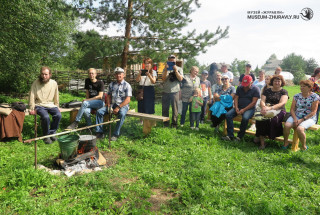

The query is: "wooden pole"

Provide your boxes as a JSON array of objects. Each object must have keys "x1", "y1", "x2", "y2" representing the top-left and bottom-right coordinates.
[
  {"x1": 34, "y1": 115, "x2": 38, "y2": 169},
  {"x1": 24, "y1": 119, "x2": 119, "y2": 143}
]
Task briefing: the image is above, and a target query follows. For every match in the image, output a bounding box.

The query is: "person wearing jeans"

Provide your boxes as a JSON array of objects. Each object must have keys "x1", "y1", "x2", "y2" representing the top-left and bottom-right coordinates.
[
  {"x1": 189, "y1": 88, "x2": 203, "y2": 130},
  {"x1": 96, "y1": 67, "x2": 132, "y2": 141},
  {"x1": 200, "y1": 70, "x2": 212, "y2": 123},
  {"x1": 67, "y1": 68, "x2": 105, "y2": 138},
  {"x1": 29, "y1": 66, "x2": 61, "y2": 144},
  {"x1": 223, "y1": 75, "x2": 260, "y2": 141},
  {"x1": 180, "y1": 66, "x2": 200, "y2": 127}
]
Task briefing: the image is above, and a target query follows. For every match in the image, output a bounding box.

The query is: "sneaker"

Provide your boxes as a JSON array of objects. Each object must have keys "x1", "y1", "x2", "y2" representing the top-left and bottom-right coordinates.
[
  {"x1": 110, "y1": 136, "x2": 118, "y2": 141},
  {"x1": 66, "y1": 121, "x2": 79, "y2": 130},
  {"x1": 195, "y1": 127, "x2": 199, "y2": 131},
  {"x1": 221, "y1": 136, "x2": 232, "y2": 141},
  {"x1": 214, "y1": 126, "x2": 219, "y2": 133},
  {"x1": 96, "y1": 132, "x2": 105, "y2": 139},
  {"x1": 190, "y1": 127, "x2": 195, "y2": 130},
  {"x1": 44, "y1": 137, "x2": 53, "y2": 144},
  {"x1": 234, "y1": 137, "x2": 241, "y2": 142},
  {"x1": 180, "y1": 124, "x2": 184, "y2": 128},
  {"x1": 50, "y1": 136, "x2": 58, "y2": 142}
]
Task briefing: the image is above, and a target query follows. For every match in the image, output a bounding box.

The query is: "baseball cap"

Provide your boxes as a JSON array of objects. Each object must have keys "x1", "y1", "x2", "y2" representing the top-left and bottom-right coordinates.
[
  {"x1": 241, "y1": 75, "x2": 252, "y2": 87},
  {"x1": 114, "y1": 67, "x2": 124, "y2": 73},
  {"x1": 168, "y1": 55, "x2": 176, "y2": 59},
  {"x1": 202, "y1": 70, "x2": 208, "y2": 75},
  {"x1": 245, "y1": 64, "x2": 251, "y2": 68}
]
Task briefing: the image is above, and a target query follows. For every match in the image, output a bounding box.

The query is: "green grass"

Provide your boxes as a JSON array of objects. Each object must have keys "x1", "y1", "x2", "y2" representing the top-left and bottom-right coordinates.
[{"x1": 1, "y1": 86, "x2": 320, "y2": 214}]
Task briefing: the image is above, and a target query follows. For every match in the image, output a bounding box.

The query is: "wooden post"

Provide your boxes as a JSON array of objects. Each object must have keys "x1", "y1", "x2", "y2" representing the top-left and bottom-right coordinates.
[
  {"x1": 70, "y1": 110, "x2": 78, "y2": 123},
  {"x1": 291, "y1": 129, "x2": 300, "y2": 152},
  {"x1": 223, "y1": 120, "x2": 228, "y2": 136},
  {"x1": 34, "y1": 115, "x2": 38, "y2": 169},
  {"x1": 143, "y1": 119, "x2": 156, "y2": 135}
]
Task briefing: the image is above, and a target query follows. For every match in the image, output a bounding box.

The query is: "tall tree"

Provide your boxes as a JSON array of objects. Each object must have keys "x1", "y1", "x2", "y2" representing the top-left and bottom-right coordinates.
[
  {"x1": 0, "y1": 0, "x2": 78, "y2": 93},
  {"x1": 87, "y1": 0, "x2": 229, "y2": 74}
]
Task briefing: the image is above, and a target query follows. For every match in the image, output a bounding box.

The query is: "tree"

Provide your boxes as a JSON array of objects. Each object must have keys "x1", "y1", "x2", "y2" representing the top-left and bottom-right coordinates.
[
  {"x1": 0, "y1": 0, "x2": 78, "y2": 93},
  {"x1": 230, "y1": 58, "x2": 249, "y2": 77},
  {"x1": 81, "y1": 0, "x2": 229, "y2": 74},
  {"x1": 183, "y1": 57, "x2": 207, "y2": 74},
  {"x1": 280, "y1": 53, "x2": 306, "y2": 73},
  {"x1": 305, "y1": 58, "x2": 319, "y2": 75}
]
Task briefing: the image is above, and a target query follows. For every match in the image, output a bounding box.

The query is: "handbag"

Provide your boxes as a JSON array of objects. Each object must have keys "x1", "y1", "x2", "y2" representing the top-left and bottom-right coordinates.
[
  {"x1": 11, "y1": 102, "x2": 26, "y2": 112},
  {"x1": 0, "y1": 104, "x2": 12, "y2": 116}
]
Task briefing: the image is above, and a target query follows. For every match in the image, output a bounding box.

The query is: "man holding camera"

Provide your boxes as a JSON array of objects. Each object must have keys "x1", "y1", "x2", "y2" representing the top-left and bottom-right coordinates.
[{"x1": 162, "y1": 55, "x2": 184, "y2": 128}]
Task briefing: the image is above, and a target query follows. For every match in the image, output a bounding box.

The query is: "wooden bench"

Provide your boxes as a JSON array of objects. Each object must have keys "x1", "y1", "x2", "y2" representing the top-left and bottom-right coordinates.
[
  {"x1": 69, "y1": 108, "x2": 169, "y2": 135},
  {"x1": 26, "y1": 107, "x2": 169, "y2": 135},
  {"x1": 223, "y1": 115, "x2": 320, "y2": 151}
]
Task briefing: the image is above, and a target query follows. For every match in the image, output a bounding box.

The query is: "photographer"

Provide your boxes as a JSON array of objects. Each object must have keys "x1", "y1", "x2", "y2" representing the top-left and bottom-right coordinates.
[
  {"x1": 162, "y1": 55, "x2": 184, "y2": 128},
  {"x1": 136, "y1": 58, "x2": 157, "y2": 117}
]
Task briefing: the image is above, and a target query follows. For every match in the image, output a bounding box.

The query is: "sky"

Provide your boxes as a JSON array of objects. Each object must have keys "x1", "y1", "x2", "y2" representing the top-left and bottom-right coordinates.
[{"x1": 80, "y1": 0, "x2": 320, "y2": 68}]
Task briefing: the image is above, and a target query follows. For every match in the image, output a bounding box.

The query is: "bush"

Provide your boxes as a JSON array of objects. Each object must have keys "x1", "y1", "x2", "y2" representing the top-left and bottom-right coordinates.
[{"x1": 293, "y1": 70, "x2": 306, "y2": 85}]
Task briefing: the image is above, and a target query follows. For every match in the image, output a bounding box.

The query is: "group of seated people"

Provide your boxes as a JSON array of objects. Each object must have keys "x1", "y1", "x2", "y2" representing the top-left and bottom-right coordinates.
[
  {"x1": 29, "y1": 66, "x2": 132, "y2": 144},
  {"x1": 212, "y1": 66, "x2": 320, "y2": 151},
  {"x1": 29, "y1": 60, "x2": 320, "y2": 151}
]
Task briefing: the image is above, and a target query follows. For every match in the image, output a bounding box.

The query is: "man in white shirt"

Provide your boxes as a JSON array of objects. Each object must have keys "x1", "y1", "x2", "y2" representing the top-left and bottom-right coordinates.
[
  {"x1": 29, "y1": 66, "x2": 61, "y2": 144},
  {"x1": 221, "y1": 64, "x2": 233, "y2": 83}
]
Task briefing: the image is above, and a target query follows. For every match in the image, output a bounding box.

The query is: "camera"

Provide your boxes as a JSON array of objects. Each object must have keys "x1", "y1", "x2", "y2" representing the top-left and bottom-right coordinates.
[
  {"x1": 140, "y1": 69, "x2": 148, "y2": 76},
  {"x1": 169, "y1": 71, "x2": 178, "y2": 82}
]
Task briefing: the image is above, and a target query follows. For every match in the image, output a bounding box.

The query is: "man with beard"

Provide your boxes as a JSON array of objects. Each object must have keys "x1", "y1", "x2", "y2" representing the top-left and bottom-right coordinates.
[{"x1": 29, "y1": 66, "x2": 61, "y2": 144}]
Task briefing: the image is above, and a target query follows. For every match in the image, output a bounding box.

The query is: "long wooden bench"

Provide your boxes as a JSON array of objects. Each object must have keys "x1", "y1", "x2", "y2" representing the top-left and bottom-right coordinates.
[
  {"x1": 223, "y1": 115, "x2": 320, "y2": 151},
  {"x1": 26, "y1": 108, "x2": 169, "y2": 135}
]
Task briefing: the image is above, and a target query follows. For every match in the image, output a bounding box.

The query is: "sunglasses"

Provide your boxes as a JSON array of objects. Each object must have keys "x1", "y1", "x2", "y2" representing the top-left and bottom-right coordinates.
[{"x1": 221, "y1": 78, "x2": 228, "y2": 81}]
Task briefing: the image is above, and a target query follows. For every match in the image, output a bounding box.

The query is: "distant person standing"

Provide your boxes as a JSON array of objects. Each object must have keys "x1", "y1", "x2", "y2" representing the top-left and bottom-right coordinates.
[
  {"x1": 253, "y1": 70, "x2": 266, "y2": 91},
  {"x1": 162, "y1": 55, "x2": 184, "y2": 128},
  {"x1": 239, "y1": 64, "x2": 255, "y2": 85},
  {"x1": 180, "y1": 66, "x2": 200, "y2": 127},
  {"x1": 274, "y1": 66, "x2": 282, "y2": 75},
  {"x1": 221, "y1": 64, "x2": 234, "y2": 83},
  {"x1": 200, "y1": 70, "x2": 212, "y2": 123},
  {"x1": 29, "y1": 66, "x2": 61, "y2": 144},
  {"x1": 135, "y1": 57, "x2": 157, "y2": 115}
]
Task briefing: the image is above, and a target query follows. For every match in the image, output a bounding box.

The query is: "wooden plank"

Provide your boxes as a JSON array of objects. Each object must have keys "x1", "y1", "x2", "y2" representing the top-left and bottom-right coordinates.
[{"x1": 126, "y1": 111, "x2": 169, "y2": 122}]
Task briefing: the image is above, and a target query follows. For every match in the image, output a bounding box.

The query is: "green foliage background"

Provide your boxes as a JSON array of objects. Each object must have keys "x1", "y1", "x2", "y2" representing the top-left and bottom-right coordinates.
[{"x1": 0, "y1": 0, "x2": 77, "y2": 93}]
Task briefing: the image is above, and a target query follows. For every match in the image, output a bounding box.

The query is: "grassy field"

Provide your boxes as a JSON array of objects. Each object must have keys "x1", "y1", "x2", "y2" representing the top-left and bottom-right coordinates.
[{"x1": 1, "y1": 86, "x2": 320, "y2": 214}]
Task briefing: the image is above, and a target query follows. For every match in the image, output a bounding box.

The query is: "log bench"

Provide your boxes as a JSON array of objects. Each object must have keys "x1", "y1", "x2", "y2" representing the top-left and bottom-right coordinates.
[
  {"x1": 223, "y1": 115, "x2": 320, "y2": 151},
  {"x1": 26, "y1": 108, "x2": 169, "y2": 135}
]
